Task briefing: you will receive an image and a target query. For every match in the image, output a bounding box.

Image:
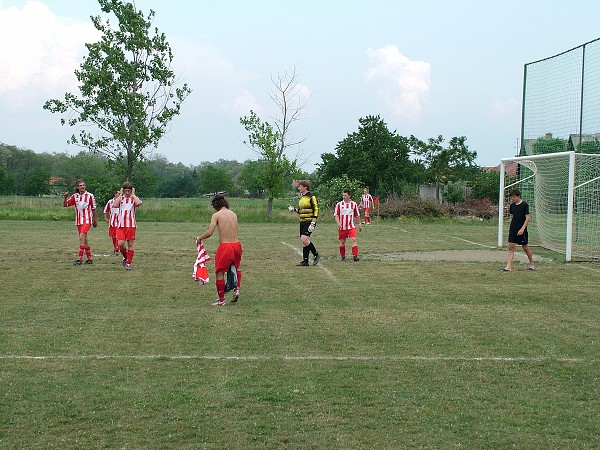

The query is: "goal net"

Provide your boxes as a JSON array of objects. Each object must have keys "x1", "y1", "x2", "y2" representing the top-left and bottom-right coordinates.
[{"x1": 498, "y1": 151, "x2": 600, "y2": 261}]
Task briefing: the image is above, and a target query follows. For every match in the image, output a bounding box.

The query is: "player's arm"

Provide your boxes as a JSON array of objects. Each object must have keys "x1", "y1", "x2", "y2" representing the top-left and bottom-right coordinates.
[
  {"x1": 63, "y1": 192, "x2": 70, "y2": 207},
  {"x1": 519, "y1": 213, "x2": 531, "y2": 235},
  {"x1": 132, "y1": 187, "x2": 142, "y2": 207},
  {"x1": 196, "y1": 213, "x2": 218, "y2": 244}
]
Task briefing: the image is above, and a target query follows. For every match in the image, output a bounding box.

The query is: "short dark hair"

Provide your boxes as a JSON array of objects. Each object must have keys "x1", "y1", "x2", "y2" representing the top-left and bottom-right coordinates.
[
  {"x1": 509, "y1": 189, "x2": 521, "y2": 197},
  {"x1": 343, "y1": 188, "x2": 351, "y2": 195},
  {"x1": 122, "y1": 181, "x2": 133, "y2": 190},
  {"x1": 298, "y1": 180, "x2": 310, "y2": 189},
  {"x1": 76, "y1": 179, "x2": 85, "y2": 186},
  {"x1": 211, "y1": 194, "x2": 229, "y2": 210}
]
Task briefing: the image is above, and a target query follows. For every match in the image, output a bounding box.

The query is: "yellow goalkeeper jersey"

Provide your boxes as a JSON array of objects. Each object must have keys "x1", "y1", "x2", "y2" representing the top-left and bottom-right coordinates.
[{"x1": 298, "y1": 192, "x2": 319, "y2": 222}]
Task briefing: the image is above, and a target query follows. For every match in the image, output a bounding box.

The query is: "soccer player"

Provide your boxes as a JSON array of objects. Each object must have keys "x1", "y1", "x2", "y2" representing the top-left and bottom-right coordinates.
[
  {"x1": 290, "y1": 180, "x2": 320, "y2": 266},
  {"x1": 63, "y1": 179, "x2": 97, "y2": 265},
  {"x1": 334, "y1": 189, "x2": 362, "y2": 261},
  {"x1": 502, "y1": 189, "x2": 535, "y2": 272},
  {"x1": 113, "y1": 182, "x2": 142, "y2": 270},
  {"x1": 359, "y1": 187, "x2": 374, "y2": 224},
  {"x1": 196, "y1": 194, "x2": 242, "y2": 306},
  {"x1": 103, "y1": 189, "x2": 121, "y2": 255}
]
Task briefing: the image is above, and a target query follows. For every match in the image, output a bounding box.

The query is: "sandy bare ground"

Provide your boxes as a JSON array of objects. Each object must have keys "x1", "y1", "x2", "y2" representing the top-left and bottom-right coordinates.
[{"x1": 368, "y1": 249, "x2": 537, "y2": 262}]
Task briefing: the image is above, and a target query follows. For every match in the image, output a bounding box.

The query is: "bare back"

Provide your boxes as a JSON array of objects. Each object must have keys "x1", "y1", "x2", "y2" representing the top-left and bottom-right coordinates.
[{"x1": 213, "y1": 207, "x2": 238, "y2": 243}]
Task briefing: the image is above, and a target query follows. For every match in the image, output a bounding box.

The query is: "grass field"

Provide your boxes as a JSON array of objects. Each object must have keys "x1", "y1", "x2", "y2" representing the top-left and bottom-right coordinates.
[{"x1": 1, "y1": 214, "x2": 600, "y2": 448}]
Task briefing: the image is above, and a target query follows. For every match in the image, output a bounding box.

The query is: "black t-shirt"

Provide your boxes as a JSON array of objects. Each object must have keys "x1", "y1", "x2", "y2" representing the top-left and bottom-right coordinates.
[{"x1": 509, "y1": 201, "x2": 529, "y2": 232}]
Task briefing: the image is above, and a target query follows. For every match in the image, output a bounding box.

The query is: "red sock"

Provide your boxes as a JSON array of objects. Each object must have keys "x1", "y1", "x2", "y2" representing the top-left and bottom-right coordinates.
[
  {"x1": 236, "y1": 271, "x2": 242, "y2": 290},
  {"x1": 121, "y1": 248, "x2": 127, "y2": 259},
  {"x1": 78, "y1": 245, "x2": 85, "y2": 259},
  {"x1": 85, "y1": 247, "x2": 92, "y2": 260},
  {"x1": 339, "y1": 245, "x2": 346, "y2": 258},
  {"x1": 112, "y1": 237, "x2": 119, "y2": 251},
  {"x1": 367, "y1": 217, "x2": 371, "y2": 224},
  {"x1": 126, "y1": 249, "x2": 134, "y2": 264},
  {"x1": 216, "y1": 279, "x2": 225, "y2": 301},
  {"x1": 352, "y1": 245, "x2": 359, "y2": 258}
]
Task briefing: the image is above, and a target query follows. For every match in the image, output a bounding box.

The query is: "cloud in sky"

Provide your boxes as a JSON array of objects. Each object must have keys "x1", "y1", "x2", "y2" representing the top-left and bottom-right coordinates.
[
  {"x1": 0, "y1": 0, "x2": 98, "y2": 102},
  {"x1": 364, "y1": 44, "x2": 431, "y2": 120},
  {"x1": 489, "y1": 98, "x2": 520, "y2": 120}
]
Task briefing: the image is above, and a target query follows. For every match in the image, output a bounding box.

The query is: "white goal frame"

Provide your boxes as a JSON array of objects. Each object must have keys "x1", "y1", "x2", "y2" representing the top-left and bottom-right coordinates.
[{"x1": 498, "y1": 151, "x2": 600, "y2": 261}]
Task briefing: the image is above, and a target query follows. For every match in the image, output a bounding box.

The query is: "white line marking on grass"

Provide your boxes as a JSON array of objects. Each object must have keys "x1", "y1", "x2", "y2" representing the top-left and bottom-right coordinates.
[
  {"x1": 390, "y1": 227, "x2": 408, "y2": 233},
  {"x1": 571, "y1": 264, "x2": 600, "y2": 273},
  {"x1": 281, "y1": 241, "x2": 340, "y2": 285},
  {"x1": 449, "y1": 236, "x2": 496, "y2": 249},
  {"x1": 2, "y1": 354, "x2": 595, "y2": 363}
]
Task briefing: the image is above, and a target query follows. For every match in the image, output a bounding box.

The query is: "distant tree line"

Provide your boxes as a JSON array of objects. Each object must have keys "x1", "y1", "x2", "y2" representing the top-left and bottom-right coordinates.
[{"x1": 1, "y1": 115, "x2": 504, "y2": 207}]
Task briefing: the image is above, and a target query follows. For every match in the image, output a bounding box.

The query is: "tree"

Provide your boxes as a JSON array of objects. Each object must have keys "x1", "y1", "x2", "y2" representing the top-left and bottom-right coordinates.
[
  {"x1": 23, "y1": 167, "x2": 51, "y2": 196},
  {"x1": 470, "y1": 169, "x2": 500, "y2": 202},
  {"x1": 317, "y1": 115, "x2": 420, "y2": 194},
  {"x1": 238, "y1": 160, "x2": 266, "y2": 198},
  {"x1": 0, "y1": 165, "x2": 16, "y2": 195},
  {"x1": 417, "y1": 135, "x2": 478, "y2": 183},
  {"x1": 196, "y1": 164, "x2": 233, "y2": 195},
  {"x1": 240, "y1": 68, "x2": 306, "y2": 216},
  {"x1": 43, "y1": 0, "x2": 191, "y2": 182}
]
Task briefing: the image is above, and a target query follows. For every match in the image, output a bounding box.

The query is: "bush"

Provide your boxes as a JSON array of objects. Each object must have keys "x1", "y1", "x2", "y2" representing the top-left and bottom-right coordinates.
[{"x1": 378, "y1": 195, "x2": 444, "y2": 219}]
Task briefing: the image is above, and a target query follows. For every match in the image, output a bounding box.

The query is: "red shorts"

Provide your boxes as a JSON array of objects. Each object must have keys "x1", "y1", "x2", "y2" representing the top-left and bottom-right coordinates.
[
  {"x1": 77, "y1": 224, "x2": 92, "y2": 235},
  {"x1": 108, "y1": 226, "x2": 118, "y2": 238},
  {"x1": 214, "y1": 242, "x2": 242, "y2": 273},
  {"x1": 363, "y1": 207, "x2": 371, "y2": 213},
  {"x1": 116, "y1": 227, "x2": 136, "y2": 241},
  {"x1": 338, "y1": 228, "x2": 357, "y2": 240}
]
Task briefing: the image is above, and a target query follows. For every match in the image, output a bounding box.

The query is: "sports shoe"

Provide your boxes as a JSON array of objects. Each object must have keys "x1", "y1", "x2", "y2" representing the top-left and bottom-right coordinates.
[
  {"x1": 122, "y1": 257, "x2": 127, "y2": 267},
  {"x1": 231, "y1": 289, "x2": 240, "y2": 303},
  {"x1": 297, "y1": 260, "x2": 309, "y2": 266},
  {"x1": 313, "y1": 253, "x2": 321, "y2": 266},
  {"x1": 211, "y1": 299, "x2": 226, "y2": 306},
  {"x1": 353, "y1": 256, "x2": 359, "y2": 262},
  {"x1": 73, "y1": 259, "x2": 82, "y2": 265},
  {"x1": 340, "y1": 256, "x2": 346, "y2": 261},
  {"x1": 84, "y1": 259, "x2": 93, "y2": 265},
  {"x1": 113, "y1": 250, "x2": 120, "y2": 256},
  {"x1": 125, "y1": 263, "x2": 132, "y2": 271}
]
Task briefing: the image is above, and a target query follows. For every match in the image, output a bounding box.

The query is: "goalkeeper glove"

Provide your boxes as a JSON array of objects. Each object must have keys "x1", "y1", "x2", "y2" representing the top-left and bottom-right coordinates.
[
  {"x1": 288, "y1": 205, "x2": 296, "y2": 212},
  {"x1": 308, "y1": 221, "x2": 316, "y2": 233}
]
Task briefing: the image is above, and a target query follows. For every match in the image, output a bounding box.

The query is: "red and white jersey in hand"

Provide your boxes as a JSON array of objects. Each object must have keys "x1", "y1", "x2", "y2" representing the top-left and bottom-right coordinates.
[
  {"x1": 334, "y1": 200, "x2": 360, "y2": 230},
  {"x1": 66, "y1": 192, "x2": 97, "y2": 225},
  {"x1": 116, "y1": 196, "x2": 140, "y2": 228}
]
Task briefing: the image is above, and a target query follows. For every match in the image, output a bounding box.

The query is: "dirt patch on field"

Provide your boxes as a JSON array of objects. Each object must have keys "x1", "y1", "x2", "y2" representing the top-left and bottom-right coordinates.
[{"x1": 368, "y1": 249, "x2": 535, "y2": 262}]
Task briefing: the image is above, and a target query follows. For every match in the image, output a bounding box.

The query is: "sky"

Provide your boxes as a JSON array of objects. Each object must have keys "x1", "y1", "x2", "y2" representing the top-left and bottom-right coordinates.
[{"x1": 1, "y1": 0, "x2": 599, "y2": 172}]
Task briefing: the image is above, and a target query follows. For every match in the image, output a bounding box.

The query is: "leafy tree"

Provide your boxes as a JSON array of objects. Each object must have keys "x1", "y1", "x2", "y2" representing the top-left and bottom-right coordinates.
[
  {"x1": 531, "y1": 137, "x2": 568, "y2": 155},
  {"x1": 578, "y1": 139, "x2": 600, "y2": 154},
  {"x1": 417, "y1": 135, "x2": 478, "y2": 183},
  {"x1": 240, "y1": 69, "x2": 305, "y2": 216},
  {"x1": 317, "y1": 115, "x2": 421, "y2": 195},
  {"x1": 470, "y1": 169, "x2": 500, "y2": 202},
  {"x1": 238, "y1": 160, "x2": 266, "y2": 198},
  {"x1": 0, "y1": 165, "x2": 16, "y2": 194},
  {"x1": 43, "y1": 0, "x2": 191, "y2": 182},
  {"x1": 240, "y1": 111, "x2": 297, "y2": 215},
  {"x1": 196, "y1": 164, "x2": 233, "y2": 195},
  {"x1": 316, "y1": 174, "x2": 363, "y2": 208},
  {"x1": 23, "y1": 167, "x2": 51, "y2": 196}
]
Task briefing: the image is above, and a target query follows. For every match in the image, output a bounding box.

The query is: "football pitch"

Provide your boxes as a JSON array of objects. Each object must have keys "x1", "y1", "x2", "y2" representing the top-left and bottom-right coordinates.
[{"x1": 1, "y1": 220, "x2": 599, "y2": 448}]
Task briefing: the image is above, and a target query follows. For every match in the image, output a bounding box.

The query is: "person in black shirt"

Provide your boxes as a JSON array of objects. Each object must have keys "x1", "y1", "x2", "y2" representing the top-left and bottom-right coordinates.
[{"x1": 502, "y1": 189, "x2": 535, "y2": 272}]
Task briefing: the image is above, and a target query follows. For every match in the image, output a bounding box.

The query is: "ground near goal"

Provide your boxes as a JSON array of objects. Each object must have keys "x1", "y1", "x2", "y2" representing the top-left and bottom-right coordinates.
[{"x1": 498, "y1": 151, "x2": 600, "y2": 261}]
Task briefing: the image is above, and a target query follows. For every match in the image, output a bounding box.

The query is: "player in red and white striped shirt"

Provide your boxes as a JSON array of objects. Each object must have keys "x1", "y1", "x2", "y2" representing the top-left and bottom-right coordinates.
[
  {"x1": 113, "y1": 181, "x2": 142, "y2": 270},
  {"x1": 334, "y1": 189, "x2": 362, "y2": 261},
  {"x1": 63, "y1": 179, "x2": 97, "y2": 265},
  {"x1": 103, "y1": 189, "x2": 121, "y2": 254},
  {"x1": 359, "y1": 188, "x2": 374, "y2": 224}
]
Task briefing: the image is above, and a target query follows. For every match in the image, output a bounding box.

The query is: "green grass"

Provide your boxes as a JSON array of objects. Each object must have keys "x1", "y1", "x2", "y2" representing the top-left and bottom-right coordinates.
[{"x1": 1, "y1": 217, "x2": 600, "y2": 448}]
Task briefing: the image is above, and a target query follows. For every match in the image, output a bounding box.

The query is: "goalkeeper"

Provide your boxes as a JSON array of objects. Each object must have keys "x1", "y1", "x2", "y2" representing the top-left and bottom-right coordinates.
[{"x1": 289, "y1": 180, "x2": 320, "y2": 266}]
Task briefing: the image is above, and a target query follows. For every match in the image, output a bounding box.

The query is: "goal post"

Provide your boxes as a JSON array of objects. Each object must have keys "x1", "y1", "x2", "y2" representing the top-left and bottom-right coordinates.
[{"x1": 498, "y1": 151, "x2": 600, "y2": 261}]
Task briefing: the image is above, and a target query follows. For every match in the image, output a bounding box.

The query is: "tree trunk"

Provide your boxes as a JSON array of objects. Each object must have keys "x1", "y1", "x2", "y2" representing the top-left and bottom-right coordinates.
[{"x1": 267, "y1": 197, "x2": 273, "y2": 217}]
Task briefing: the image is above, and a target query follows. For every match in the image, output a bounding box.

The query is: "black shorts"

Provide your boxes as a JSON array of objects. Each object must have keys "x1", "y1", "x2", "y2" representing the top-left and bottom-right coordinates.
[
  {"x1": 508, "y1": 229, "x2": 528, "y2": 245},
  {"x1": 300, "y1": 222, "x2": 312, "y2": 237}
]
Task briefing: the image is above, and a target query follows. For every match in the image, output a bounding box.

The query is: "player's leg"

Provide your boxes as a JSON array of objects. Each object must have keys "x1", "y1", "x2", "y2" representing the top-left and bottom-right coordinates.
[
  {"x1": 339, "y1": 237, "x2": 347, "y2": 260},
  {"x1": 350, "y1": 235, "x2": 359, "y2": 261},
  {"x1": 522, "y1": 244, "x2": 535, "y2": 270},
  {"x1": 504, "y1": 242, "x2": 516, "y2": 271},
  {"x1": 213, "y1": 271, "x2": 226, "y2": 306}
]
